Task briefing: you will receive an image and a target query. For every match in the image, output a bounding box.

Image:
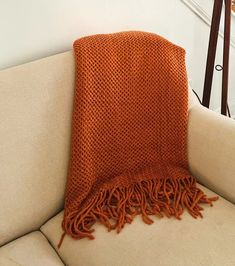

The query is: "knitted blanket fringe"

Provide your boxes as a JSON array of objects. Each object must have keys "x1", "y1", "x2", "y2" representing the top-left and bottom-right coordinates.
[{"x1": 58, "y1": 176, "x2": 218, "y2": 248}]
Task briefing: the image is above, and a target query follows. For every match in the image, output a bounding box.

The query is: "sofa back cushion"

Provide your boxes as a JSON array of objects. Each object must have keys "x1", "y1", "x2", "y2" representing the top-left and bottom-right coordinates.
[{"x1": 0, "y1": 51, "x2": 75, "y2": 245}]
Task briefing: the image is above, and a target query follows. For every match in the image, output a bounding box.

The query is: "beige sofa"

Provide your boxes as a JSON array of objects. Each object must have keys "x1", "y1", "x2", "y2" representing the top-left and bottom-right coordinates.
[{"x1": 0, "y1": 51, "x2": 235, "y2": 266}]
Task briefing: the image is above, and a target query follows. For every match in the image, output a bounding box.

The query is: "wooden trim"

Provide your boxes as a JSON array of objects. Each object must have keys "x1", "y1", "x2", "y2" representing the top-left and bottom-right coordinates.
[
  {"x1": 221, "y1": 0, "x2": 232, "y2": 115},
  {"x1": 180, "y1": 0, "x2": 235, "y2": 47},
  {"x1": 202, "y1": 0, "x2": 223, "y2": 108}
]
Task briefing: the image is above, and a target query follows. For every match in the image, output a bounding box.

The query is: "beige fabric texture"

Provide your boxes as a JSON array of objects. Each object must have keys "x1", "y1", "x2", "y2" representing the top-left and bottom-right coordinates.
[
  {"x1": 1, "y1": 50, "x2": 235, "y2": 265},
  {"x1": 41, "y1": 184, "x2": 235, "y2": 266},
  {"x1": 0, "y1": 51, "x2": 75, "y2": 246},
  {"x1": 188, "y1": 105, "x2": 235, "y2": 204},
  {"x1": 188, "y1": 87, "x2": 200, "y2": 109},
  {"x1": 0, "y1": 231, "x2": 64, "y2": 266}
]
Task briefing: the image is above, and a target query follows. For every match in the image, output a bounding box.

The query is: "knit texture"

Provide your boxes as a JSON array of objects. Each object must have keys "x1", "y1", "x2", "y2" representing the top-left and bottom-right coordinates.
[{"x1": 59, "y1": 31, "x2": 218, "y2": 247}]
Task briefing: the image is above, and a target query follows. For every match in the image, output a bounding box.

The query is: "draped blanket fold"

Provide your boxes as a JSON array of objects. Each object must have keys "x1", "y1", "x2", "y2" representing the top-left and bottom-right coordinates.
[{"x1": 59, "y1": 31, "x2": 218, "y2": 247}]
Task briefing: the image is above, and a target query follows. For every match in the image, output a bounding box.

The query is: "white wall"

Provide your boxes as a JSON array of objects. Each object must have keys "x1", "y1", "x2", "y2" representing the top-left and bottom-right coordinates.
[{"x1": 0, "y1": 0, "x2": 234, "y2": 113}]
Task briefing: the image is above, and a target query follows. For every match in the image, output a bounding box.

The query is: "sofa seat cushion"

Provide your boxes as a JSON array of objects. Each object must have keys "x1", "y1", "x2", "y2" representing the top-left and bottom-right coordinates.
[
  {"x1": 0, "y1": 231, "x2": 64, "y2": 266},
  {"x1": 41, "y1": 184, "x2": 235, "y2": 266}
]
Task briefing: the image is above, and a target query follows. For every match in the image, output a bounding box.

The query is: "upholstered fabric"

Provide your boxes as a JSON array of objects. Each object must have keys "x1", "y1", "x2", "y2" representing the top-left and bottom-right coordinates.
[
  {"x1": 41, "y1": 184, "x2": 235, "y2": 266},
  {"x1": 0, "y1": 51, "x2": 75, "y2": 246},
  {"x1": 188, "y1": 88, "x2": 200, "y2": 108},
  {"x1": 0, "y1": 231, "x2": 64, "y2": 266},
  {"x1": 188, "y1": 105, "x2": 235, "y2": 204},
  {"x1": 1, "y1": 49, "x2": 235, "y2": 266}
]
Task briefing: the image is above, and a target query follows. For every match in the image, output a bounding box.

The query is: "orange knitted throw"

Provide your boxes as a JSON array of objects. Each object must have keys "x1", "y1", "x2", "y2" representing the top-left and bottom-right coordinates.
[{"x1": 59, "y1": 31, "x2": 218, "y2": 247}]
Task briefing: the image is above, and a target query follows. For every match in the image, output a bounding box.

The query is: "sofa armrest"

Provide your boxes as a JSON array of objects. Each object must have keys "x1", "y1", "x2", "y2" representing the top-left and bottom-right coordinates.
[{"x1": 188, "y1": 104, "x2": 235, "y2": 204}]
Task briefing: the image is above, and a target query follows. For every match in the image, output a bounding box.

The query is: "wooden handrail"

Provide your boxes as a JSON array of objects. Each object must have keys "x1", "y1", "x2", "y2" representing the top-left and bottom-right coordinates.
[{"x1": 202, "y1": 0, "x2": 232, "y2": 116}]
